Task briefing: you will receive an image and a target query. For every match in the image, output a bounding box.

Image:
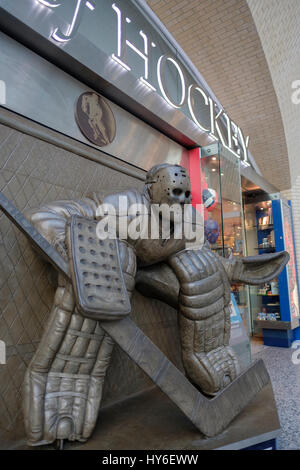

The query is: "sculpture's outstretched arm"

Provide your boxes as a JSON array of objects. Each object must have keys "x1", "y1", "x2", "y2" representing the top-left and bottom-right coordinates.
[
  {"x1": 220, "y1": 251, "x2": 289, "y2": 285},
  {"x1": 136, "y1": 251, "x2": 290, "y2": 303},
  {"x1": 25, "y1": 198, "x2": 98, "y2": 258}
]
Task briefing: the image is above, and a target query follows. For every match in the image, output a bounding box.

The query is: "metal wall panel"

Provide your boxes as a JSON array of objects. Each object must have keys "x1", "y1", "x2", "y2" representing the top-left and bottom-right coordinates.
[
  {"x1": 0, "y1": 31, "x2": 188, "y2": 171},
  {"x1": 0, "y1": 0, "x2": 216, "y2": 149}
]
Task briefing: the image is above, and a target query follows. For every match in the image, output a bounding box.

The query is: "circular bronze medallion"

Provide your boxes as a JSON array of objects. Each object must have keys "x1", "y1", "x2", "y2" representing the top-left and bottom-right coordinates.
[{"x1": 75, "y1": 92, "x2": 116, "y2": 147}]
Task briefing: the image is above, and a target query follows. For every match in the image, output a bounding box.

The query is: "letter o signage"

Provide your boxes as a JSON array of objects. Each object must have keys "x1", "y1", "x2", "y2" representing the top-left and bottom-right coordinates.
[{"x1": 157, "y1": 55, "x2": 186, "y2": 109}]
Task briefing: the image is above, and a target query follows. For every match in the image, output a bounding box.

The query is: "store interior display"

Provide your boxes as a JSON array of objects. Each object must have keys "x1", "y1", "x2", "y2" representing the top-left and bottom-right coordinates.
[
  {"x1": 255, "y1": 202, "x2": 279, "y2": 324},
  {"x1": 243, "y1": 192, "x2": 279, "y2": 333},
  {"x1": 243, "y1": 181, "x2": 300, "y2": 342}
]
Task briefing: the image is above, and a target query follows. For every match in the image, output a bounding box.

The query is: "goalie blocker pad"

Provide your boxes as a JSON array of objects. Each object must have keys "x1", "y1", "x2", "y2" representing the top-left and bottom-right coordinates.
[{"x1": 67, "y1": 215, "x2": 131, "y2": 320}]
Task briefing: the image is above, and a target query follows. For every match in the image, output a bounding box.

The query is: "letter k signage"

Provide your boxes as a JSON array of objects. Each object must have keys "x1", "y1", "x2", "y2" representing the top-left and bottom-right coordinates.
[{"x1": 37, "y1": 0, "x2": 96, "y2": 42}]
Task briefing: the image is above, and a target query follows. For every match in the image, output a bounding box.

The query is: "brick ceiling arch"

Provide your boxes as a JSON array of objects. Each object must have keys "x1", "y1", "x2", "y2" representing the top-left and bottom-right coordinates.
[{"x1": 147, "y1": 0, "x2": 290, "y2": 191}]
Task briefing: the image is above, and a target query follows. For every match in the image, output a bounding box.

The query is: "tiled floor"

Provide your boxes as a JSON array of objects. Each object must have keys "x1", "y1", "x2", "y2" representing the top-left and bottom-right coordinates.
[{"x1": 251, "y1": 337, "x2": 300, "y2": 450}]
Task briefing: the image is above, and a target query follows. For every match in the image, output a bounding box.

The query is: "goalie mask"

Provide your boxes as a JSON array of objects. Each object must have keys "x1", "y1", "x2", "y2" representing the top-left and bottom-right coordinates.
[{"x1": 145, "y1": 164, "x2": 192, "y2": 206}]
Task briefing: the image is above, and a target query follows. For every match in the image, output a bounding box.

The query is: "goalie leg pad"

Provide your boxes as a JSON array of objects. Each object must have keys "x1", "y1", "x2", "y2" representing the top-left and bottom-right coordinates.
[
  {"x1": 24, "y1": 240, "x2": 137, "y2": 446},
  {"x1": 168, "y1": 247, "x2": 240, "y2": 395},
  {"x1": 24, "y1": 295, "x2": 114, "y2": 445},
  {"x1": 23, "y1": 272, "x2": 114, "y2": 446}
]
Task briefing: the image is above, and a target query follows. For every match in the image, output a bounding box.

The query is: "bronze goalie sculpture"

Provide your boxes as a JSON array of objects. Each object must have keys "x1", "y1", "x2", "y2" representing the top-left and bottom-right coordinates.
[{"x1": 0, "y1": 163, "x2": 288, "y2": 447}]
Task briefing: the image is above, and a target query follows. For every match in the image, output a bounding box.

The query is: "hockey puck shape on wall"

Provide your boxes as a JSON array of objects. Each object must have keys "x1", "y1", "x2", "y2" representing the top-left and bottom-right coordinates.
[{"x1": 75, "y1": 92, "x2": 116, "y2": 147}]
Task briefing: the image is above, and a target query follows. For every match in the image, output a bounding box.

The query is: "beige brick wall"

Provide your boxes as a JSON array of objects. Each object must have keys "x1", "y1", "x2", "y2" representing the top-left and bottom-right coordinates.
[
  {"x1": 247, "y1": 0, "x2": 300, "y2": 295},
  {"x1": 148, "y1": 0, "x2": 290, "y2": 190},
  {"x1": 149, "y1": 0, "x2": 300, "y2": 311}
]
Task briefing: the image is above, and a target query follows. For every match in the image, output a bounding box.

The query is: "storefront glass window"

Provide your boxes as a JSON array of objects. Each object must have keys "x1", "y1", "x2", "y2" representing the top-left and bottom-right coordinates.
[
  {"x1": 200, "y1": 144, "x2": 244, "y2": 258},
  {"x1": 200, "y1": 144, "x2": 251, "y2": 367}
]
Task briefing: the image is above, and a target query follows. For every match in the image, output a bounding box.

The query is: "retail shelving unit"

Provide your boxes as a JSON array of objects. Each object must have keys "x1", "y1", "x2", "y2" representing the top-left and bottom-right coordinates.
[{"x1": 254, "y1": 198, "x2": 300, "y2": 346}]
